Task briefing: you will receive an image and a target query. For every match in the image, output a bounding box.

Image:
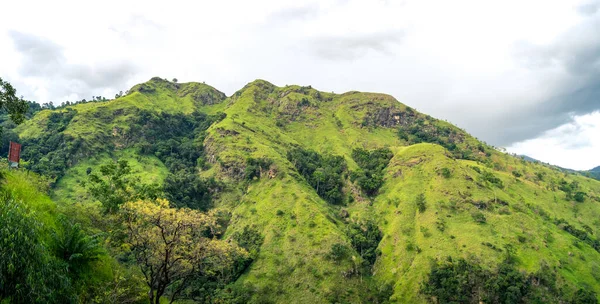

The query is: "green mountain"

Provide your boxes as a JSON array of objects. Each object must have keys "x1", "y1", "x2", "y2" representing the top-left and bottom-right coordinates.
[{"x1": 6, "y1": 77, "x2": 600, "y2": 303}]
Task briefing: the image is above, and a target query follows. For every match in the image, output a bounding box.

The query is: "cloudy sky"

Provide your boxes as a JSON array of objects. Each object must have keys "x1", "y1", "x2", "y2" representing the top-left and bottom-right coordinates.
[{"x1": 1, "y1": 0, "x2": 599, "y2": 170}]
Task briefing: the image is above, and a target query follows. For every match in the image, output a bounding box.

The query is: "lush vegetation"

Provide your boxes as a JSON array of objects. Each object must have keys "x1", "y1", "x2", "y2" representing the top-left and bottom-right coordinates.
[
  {"x1": 287, "y1": 147, "x2": 346, "y2": 204},
  {"x1": 4, "y1": 77, "x2": 600, "y2": 303},
  {"x1": 423, "y1": 256, "x2": 597, "y2": 303},
  {"x1": 351, "y1": 148, "x2": 393, "y2": 196}
]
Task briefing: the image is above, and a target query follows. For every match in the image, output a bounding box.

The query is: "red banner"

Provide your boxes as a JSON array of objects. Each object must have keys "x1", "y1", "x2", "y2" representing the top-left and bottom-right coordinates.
[{"x1": 8, "y1": 141, "x2": 21, "y2": 163}]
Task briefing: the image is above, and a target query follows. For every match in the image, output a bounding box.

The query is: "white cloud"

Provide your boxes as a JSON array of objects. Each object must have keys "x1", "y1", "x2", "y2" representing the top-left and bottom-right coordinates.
[
  {"x1": 508, "y1": 111, "x2": 600, "y2": 170},
  {"x1": 0, "y1": 0, "x2": 599, "y2": 168}
]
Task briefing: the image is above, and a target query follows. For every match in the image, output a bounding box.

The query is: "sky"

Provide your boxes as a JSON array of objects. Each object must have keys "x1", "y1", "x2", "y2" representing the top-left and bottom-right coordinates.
[{"x1": 0, "y1": 0, "x2": 599, "y2": 170}]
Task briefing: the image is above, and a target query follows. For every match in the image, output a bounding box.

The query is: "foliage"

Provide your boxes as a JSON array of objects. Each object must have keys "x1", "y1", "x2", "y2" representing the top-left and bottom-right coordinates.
[
  {"x1": 422, "y1": 257, "x2": 595, "y2": 304},
  {"x1": 328, "y1": 243, "x2": 351, "y2": 262},
  {"x1": 232, "y1": 225, "x2": 264, "y2": 258},
  {"x1": 163, "y1": 170, "x2": 217, "y2": 211},
  {"x1": 0, "y1": 192, "x2": 73, "y2": 303},
  {"x1": 21, "y1": 109, "x2": 81, "y2": 181},
  {"x1": 440, "y1": 167, "x2": 452, "y2": 178},
  {"x1": 244, "y1": 157, "x2": 273, "y2": 181},
  {"x1": 52, "y1": 215, "x2": 104, "y2": 278},
  {"x1": 481, "y1": 170, "x2": 504, "y2": 188},
  {"x1": 471, "y1": 210, "x2": 487, "y2": 224},
  {"x1": 0, "y1": 77, "x2": 29, "y2": 128},
  {"x1": 85, "y1": 159, "x2": 160, "y2": 213},
  {"x1": 120, "y1": 199, "x2": 247, "y2": 304},
  {"x1": 346, "y1": 220, "x2": 382, "y2": 268},
  {"x1": 415, "y1": 193, "x2": 427, "y2": 213},
  {"x1": 130, "y1": 110, "x2": 224, "y2": 172},
  {"x1": 351, "y1": 148, "x2": 394, "y2": 196},
  {"x1": 555, "y1": 219, "x2": 600, "y2": 253},
  {"x1": 287, "y1": 147, "x2": 346, "y2": 204}
]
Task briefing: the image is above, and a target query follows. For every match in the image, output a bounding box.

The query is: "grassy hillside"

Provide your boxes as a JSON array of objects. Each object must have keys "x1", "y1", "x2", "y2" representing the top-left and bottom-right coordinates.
[{"x1": 10, "y1": 78, "x2": 600, "y2": 303}]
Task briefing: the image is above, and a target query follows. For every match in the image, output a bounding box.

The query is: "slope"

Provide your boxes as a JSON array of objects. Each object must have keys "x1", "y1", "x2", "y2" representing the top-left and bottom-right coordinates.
[{"x1": 11, "y1": 78, "x2": 600, "y2": 303}]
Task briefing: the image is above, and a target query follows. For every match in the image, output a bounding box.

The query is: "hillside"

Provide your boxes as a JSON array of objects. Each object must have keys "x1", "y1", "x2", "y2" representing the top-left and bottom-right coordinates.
[{"x1": 7, "y1": 78, "x2": 600, "y2": 303}]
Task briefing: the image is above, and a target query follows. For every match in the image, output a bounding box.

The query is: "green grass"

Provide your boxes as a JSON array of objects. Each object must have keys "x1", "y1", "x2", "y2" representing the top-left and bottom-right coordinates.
[
  {"x1": 52, "y1": 148, "x2": 169, "y2": 205},
  {"x1": 12, "y1": 77, "x2": 600, "y2": 303}
]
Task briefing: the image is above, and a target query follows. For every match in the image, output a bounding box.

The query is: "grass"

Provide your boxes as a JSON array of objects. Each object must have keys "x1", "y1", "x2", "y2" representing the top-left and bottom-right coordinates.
[{"x1": 12, "y1": 77, "x2": 600, "y2": 303}]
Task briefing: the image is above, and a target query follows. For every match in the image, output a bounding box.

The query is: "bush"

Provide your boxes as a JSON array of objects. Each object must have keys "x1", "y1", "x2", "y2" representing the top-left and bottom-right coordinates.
[
  {"x1": 440, "y1": 167, "x2": 452, "y2": 178},
  {"x1": 416, "y1": 193, "x2": 427, "y2": 213},
  {"x1": 471, "y1": 210, "x2": 486, "y2": 224},
  {"x1": 329, "y1": 243, "x2": 350, "y2": 262},
  {"x1": 163, "y1": 170, "x2": 217, "y2": 211},
  {"x1": 0, "y1": 193, "x2": 73, "y2": 302},
  {"x1": 574, "y1": 192, "x2": 586, "y2": 203},
  {"x1": 245, "y1": 157, "x2": 273, "y2": 181}
]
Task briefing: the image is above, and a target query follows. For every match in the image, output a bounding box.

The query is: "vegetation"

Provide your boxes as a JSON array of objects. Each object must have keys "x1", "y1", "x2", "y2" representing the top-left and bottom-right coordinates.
[
  {"x1": 120, "y1": 199, "x2": 247, "y2": 304},
  {"x1": 423, "y1": 256, "x2": 597, "y2": 303},
  {"x1": 287, "y1": 147, "x2": 346, "y2": 204},
  {"x1": 351, "y1": 148, "x2": 394, "y2": 196},
  {"x1": 0, "y1": 77, "x2": 29, "y2": 128},
  {"x1": 346, "y1": 220, "x2": 382, "y2": 269},
  {"x1": 5, "y1": 77, "x2": 600, "y2": 303}
]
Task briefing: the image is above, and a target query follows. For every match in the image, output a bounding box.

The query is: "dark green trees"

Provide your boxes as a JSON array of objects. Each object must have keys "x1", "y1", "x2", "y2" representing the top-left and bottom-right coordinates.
[
  {"x1": 346, "y1": 220, "x2": 382, "y2": 268},
  {"x1": 287, "y1": 148, "x2": 346, "y2": 204},
  {"x1": 163, "y1": 170, "x2": 217, "y2": 210},
  {"x1": 351, "y1": 148, "x2": 393, "y2": 196}
]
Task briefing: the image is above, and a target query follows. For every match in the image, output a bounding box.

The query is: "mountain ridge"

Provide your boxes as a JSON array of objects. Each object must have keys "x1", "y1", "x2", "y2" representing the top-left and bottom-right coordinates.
[{"x1": 6, "y1": 77, "x2": 600, "y2": 303}]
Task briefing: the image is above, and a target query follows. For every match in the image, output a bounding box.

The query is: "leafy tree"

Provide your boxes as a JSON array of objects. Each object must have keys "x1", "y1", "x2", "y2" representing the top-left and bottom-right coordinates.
[
  {"x1": 52, "y1": 215, "x2": 103, "y2": 278},
  {"x1": 120, "y1": 199, "x2": 247, "y2": 304},
  {"x1": 351, "y1": 148, "x2": 393, "y2": 196},
  {"x1": 245, "y1": 157, "x2": 273, "y2": 181},
  {"x1": 85, "y1": 159, "x2": 160, "y2": 213},
  {"x1": 163, "y1": 170, "x2": 217, "y2": 211},
  {"x1": 423, "y1": 257, "x2": 596, "y2": 304},
  {"x1": 328, "y1": 243, "x2": 351, "y2": 262},
  {"x1": 287, "y1": 148, "x2": 346, "y2": 204},
  {"x1": 0, "y1": 77, "x2": 29, "y2": 129},
  {"x1": 574, "y1": 191, "x2": 586, "y2": 203},
  {"x1": 232, "y1": 225, "x2": 264, "y2": 258},
  {"x1": 346, "y1": 220, "x2": 382, "y2": 268},
  {"x1": 573, "y1": 288, "x2": 598, "y2": 304}
]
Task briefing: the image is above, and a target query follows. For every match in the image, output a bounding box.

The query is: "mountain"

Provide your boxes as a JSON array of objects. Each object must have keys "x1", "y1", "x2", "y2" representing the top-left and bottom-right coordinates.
[
  {"x1": 591, "y1": 166, "x2": 600, "y2": 172},
  {"x1": 6, "y1": 77, "x2": 600, "y2": 303}
]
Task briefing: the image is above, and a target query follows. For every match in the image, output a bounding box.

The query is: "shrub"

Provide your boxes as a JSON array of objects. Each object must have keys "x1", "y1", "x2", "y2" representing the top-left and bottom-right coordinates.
[
  {"x1": 471, "y1": 210, "x2": 486, "y2": 224},
  {"x1": 440, "y1": 167, "x2": 452, "y2": 178},
  {"x1": 416, "y1": 193, "x2": 427, "y2": 213},
  {"x1": 329, "y1": 243, "x2": 350, "y2": 262}
]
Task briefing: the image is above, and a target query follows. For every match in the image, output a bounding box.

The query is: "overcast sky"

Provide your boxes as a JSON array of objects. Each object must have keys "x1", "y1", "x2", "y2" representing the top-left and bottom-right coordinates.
[{"x1": 1, "y1": 0, "x2": 599, "y2": 170}]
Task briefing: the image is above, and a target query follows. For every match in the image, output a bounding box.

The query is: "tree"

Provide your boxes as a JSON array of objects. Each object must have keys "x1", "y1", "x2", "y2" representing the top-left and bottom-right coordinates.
[
  {"x1": 172, "y1": 78, "x2": 178, "y2": 83},
  {"x1": 0, "y1": 77, "x2": 29, "y2": 131},
  {"x1": 163, "y1": 170, "x2": 215, "y2": 211},
  {"x1": 120, "y1": 199, "x2": 247, "y2": 304},
  {"x1": 85, "y1": 160, "x2": 160, "y2": 213}
]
